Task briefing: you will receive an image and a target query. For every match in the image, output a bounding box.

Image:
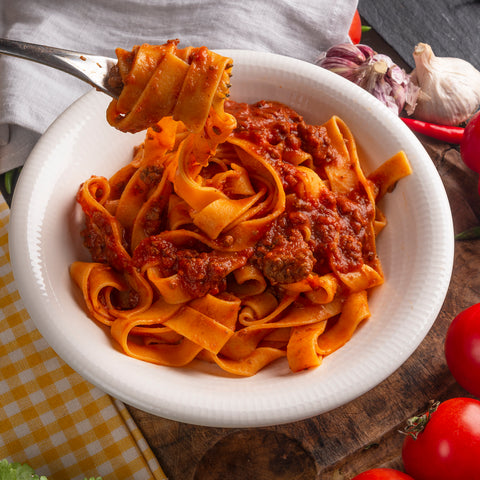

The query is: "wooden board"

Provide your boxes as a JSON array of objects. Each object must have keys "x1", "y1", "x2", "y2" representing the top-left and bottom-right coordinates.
[{"x1": 126, "y1": 137, "x2": 480, "y2": 479}]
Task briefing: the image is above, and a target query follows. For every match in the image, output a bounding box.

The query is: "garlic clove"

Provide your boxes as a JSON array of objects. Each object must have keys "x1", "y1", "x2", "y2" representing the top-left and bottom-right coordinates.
[
  {"x1": 323, "y1": 43, "x2": 375, "y2": 65},
  {"x1": 356, "y1": 44, "x2": 376, "y2": 60},
  {"x1": 319, "y1": 57, "x2": 366, "y2": 81},
  {"x1": 411, "y1": 43, "x2": 480, "y2": 125}
]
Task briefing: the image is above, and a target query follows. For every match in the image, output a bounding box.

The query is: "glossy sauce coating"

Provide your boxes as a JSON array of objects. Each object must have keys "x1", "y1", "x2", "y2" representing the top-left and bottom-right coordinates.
[{"x1": 226, "y1": 100, "x2": 374, "y2": 280}]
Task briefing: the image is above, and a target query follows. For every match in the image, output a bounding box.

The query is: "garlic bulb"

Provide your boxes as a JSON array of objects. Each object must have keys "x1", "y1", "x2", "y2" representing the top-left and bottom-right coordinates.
[
  {"x1": 411, "y1": 43, "x2": 480, "y2": 125},
  {"x1": 317, "y1": 43, "x2": 419, "y2": 116}
]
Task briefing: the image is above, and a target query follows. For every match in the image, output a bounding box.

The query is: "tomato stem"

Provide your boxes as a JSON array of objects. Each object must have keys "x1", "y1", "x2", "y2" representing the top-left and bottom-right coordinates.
[{"x1": 399, "y1": 400, "x2": 440, "y2": 440}]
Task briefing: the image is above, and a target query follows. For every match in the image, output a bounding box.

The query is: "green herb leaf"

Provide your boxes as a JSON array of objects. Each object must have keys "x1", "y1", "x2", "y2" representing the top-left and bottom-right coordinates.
[
  {"x1": 0, "y1": 459, "x2": 102, "y2": 480},
  {"x1": 3, "y1": 171, "x2": 14, "y2": 196},
  {"x1": 0, "y1": 459, "x2": 47, "y2": 480},
  {"x1": 2, "y1": 167, "x2": 22, "y2": 196},
  {"x1": 455, "y1": 226, "x2": 480, "y2": 241}
]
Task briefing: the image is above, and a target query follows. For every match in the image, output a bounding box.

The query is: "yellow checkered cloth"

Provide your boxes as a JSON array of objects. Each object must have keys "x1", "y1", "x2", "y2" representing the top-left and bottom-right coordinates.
[{"x1": 0, "y1": 195, "x2": 167, "y2": 480}]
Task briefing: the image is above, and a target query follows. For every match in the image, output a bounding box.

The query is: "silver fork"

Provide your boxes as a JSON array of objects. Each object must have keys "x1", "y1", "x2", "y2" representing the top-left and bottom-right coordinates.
[{"x1": 0, "y1": 38, "x2": 120, "y2": 98}]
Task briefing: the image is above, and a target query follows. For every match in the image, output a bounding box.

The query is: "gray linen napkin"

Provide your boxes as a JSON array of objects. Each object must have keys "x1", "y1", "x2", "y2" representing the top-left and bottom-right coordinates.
[{"x1": 0, "y1": 0, "x2": 358, "y2": 173}]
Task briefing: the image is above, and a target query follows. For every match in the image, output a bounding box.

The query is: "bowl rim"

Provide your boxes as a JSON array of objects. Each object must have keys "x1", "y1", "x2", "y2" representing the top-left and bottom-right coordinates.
[{"x1": 9, "y1": 49, "x2": 454, "y2": 427}]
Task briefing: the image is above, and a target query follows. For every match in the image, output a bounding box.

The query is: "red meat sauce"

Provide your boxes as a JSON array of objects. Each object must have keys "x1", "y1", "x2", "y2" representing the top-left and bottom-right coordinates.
[
  {"x1": 224, "y1": 100, "x2": 375, "y2": 279},
  {"x1": 132, "y1": 237, "x2": 252, "y2": 298},
  {"x1": 81, "y1": 100, "x2": 375, "y2": 305}
]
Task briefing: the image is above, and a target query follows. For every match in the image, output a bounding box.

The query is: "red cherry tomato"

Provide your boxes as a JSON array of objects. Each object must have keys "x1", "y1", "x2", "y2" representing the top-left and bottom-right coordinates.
[
  {"x1": 352, "y1": 467, "x2": 414, "y2": 480},
  {"x1": 402, "y1": 397, "x2": 480, "y2": 480},
  {"x1": 349, "y1": 10, "x2": 362, "y2": 44},
  {"x1": 445, "y1": 303, "x2": 480, "y2": 398},
  {"x1": 461, "y1": 110, "x2": 480, "y2": 174}
]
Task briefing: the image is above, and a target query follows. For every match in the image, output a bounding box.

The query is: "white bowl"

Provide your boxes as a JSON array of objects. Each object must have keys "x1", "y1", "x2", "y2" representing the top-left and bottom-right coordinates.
[{"x1": 9, "y1": 50, "x2": 454, "y2": 427}]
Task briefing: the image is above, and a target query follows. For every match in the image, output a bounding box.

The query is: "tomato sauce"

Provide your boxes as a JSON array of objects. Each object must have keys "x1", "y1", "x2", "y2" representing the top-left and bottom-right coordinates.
[
  {"x1": 132, "y1": 236, "x2": 252, "y2": 298},
  {"x1": 226, "y1": 100, "x2": 375, "y2": 279},
  {"x1": 81, "y1": 100, "x2": 375, "y2": 302}
]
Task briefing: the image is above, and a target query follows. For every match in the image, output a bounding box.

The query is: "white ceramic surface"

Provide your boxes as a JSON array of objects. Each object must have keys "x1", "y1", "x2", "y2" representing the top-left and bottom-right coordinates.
[{"x1": 9, "y1": 50, "x2": 454, "y2": 427}]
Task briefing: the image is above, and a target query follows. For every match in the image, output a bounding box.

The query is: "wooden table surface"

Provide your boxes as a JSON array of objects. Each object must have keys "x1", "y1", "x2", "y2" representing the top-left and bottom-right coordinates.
[{"x1": 122, "y1": 30, "x2": 480, "y2": 480}]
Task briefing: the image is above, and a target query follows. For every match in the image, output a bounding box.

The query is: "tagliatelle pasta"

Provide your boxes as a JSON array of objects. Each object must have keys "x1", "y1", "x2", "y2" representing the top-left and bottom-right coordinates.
[
  {"x1": 106, "y1": 39, "x2": 235, "y2": 135},
  {"x1": 70, "y1": 41, "x2": 412, "y2": 376}
]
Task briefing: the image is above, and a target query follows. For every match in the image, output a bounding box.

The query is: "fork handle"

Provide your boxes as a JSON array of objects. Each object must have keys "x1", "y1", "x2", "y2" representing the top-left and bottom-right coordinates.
[{"x1": 0, "y1": 38, "x2": 118, "y2": 98}]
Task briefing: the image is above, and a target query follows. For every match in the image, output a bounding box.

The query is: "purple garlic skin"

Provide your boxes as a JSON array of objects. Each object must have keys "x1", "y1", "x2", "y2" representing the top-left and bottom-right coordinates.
[{"x1": 317, "y1": 44, "x2": 419, "y2": 116}]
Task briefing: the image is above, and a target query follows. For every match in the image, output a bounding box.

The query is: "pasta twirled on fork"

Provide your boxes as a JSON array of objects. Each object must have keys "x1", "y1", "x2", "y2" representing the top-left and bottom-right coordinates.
[{"x1": 106, "y1": 39, "x2": 234, "y2": 135}]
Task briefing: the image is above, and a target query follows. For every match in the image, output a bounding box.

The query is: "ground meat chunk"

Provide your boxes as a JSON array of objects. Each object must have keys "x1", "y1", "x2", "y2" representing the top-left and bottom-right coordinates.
[
  {"x1": 258, "y1": 229, "x2": 315, "y2": 284},
  {"x1": 107, "y1": 63, "x2": 124, "y2": 96}
]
